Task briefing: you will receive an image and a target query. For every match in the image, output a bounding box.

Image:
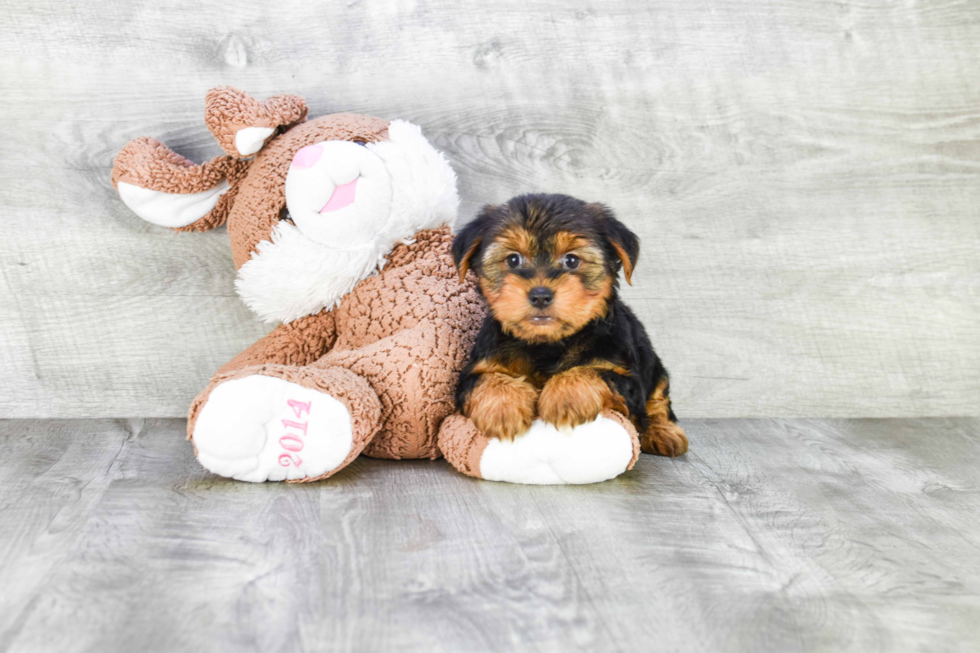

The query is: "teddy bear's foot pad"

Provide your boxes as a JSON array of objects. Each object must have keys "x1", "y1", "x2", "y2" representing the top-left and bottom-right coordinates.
[
  {"x1": 193, "y1": 375, "x2": 354, "y2": 482},
  {"x1": 480, "y1": 415, "x2": 635, "y2": 485}
]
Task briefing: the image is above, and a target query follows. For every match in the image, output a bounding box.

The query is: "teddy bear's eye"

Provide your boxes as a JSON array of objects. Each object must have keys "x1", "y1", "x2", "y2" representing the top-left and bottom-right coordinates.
[
  {"x1": 506, "y1": 253, "x2": 522, "y2": 269},
  {"x1": 353, "y1": 140, "x2": 367, "y2": 147}
]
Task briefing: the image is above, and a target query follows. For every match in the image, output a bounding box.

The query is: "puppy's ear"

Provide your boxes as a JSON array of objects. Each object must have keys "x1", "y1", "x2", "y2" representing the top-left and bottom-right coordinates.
[
  {"x1": 452, "y1": 207, "x2": 494, "y2": 283},
  {"x1": 589, "y1": 203, "x2": 640, "y2": 285}
]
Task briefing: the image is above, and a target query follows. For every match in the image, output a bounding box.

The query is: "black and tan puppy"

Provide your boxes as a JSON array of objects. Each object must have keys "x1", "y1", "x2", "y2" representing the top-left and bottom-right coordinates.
[{"x1": 452, "y1": 193, "x2": 688, "y2": 457}]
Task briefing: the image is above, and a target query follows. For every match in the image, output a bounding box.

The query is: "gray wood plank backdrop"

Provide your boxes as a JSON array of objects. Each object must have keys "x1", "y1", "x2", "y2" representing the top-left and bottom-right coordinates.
[{"x1": 1, "y1": 0, "x2": 978, "y2": 418}]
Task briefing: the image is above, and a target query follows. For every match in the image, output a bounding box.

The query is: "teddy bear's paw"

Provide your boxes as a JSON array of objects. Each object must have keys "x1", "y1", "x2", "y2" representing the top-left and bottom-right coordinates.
[
  {"x1": 479, "y1": 415, "x2": 635, "y2": 485},
  {"x1": 192, "y1": 374, "x2": 354, "y2": 482}
]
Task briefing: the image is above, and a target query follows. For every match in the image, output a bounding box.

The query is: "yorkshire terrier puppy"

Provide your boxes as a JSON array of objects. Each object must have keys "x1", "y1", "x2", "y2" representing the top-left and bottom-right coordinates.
[{"x1": 452, "y1": 193, "x2": 688, "y2": 457}]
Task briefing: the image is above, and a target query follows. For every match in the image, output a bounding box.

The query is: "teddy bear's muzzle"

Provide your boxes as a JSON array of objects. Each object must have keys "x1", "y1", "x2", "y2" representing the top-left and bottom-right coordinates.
[{"x1": 284, "y1": 140, "x2": 394, "y2": 248}]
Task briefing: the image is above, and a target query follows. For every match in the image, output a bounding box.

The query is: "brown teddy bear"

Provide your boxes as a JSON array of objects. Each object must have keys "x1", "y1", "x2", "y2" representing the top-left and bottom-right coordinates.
[{"x1": 112, "y1": 87, "x2": 640, "y2": 484}]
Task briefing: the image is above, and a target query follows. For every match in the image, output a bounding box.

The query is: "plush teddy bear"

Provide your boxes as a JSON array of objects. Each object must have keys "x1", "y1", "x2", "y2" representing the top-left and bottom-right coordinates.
[{"x1": 111, "y1": 86, "x2": 641, "y2": 484}]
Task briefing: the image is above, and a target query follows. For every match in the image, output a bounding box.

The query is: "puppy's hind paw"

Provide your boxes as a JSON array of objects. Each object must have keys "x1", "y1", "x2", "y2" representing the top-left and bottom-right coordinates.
[{"x1": 641, "y1": 422, "x2": 689, "y2": 457}]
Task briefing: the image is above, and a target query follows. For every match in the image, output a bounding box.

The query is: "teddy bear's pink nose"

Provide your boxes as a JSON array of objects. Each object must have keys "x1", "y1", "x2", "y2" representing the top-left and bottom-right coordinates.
[{"x1": 292, "y1": 144, "x2": 323, "y2": 169}]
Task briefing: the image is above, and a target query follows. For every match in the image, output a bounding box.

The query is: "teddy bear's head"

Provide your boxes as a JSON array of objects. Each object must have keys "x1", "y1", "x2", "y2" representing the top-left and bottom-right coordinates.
[{"x1": 112, "y1": 87, "x2": 459, "y2": 323}]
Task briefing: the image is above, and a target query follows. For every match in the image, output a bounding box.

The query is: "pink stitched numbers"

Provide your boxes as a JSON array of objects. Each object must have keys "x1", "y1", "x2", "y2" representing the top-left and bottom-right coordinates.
[{"x1": 278, "y1": 399, "x2": 312, "y2": 467}]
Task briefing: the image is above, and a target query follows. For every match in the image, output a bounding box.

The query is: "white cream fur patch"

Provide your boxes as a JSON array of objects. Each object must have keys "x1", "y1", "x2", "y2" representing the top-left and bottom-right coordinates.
[
  {"x1": 235, "y1": 126, "x2": 275, "y2": 156},
  {"x1": 117, "y1": 180, "x2": 230, "y2": 228},
  {"x1": 479, "y1": 416, "x2": 634, "y2": 485},
  {"x1": 235, "y1": 222, "x2": 387, "y2": 324},
  {"x1": 193, "y1": 375, "x2": 354, "y2": 482}
]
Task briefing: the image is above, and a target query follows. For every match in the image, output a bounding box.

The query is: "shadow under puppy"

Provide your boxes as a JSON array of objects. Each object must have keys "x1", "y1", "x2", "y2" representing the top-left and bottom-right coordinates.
[{"x1": 452, "y1": 193, "x2": 688, "y2": 457}]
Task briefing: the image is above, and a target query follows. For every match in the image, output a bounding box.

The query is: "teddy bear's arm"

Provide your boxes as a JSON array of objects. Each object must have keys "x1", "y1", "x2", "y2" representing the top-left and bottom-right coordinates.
[
  {"x1": 216, "y1": 310, "x2": 337, "y2": 376},
  {"x1": 205, "y1": 86, "x2": 308, "y2": 157}
]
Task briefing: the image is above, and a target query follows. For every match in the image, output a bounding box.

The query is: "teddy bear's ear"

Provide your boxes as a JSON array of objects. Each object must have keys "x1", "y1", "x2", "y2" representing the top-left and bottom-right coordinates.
[
  {"x1": 111, "y1": 136, "x2": 248, "y2": 231},
  {"x1": 205, "y1": 86, "x2": 308, "y2": 157}
]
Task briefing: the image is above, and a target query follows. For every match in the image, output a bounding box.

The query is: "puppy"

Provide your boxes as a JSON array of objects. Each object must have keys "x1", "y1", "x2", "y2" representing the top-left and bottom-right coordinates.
[{"x1": 452, "y1": 193, "x2": 688, "y2": 457}]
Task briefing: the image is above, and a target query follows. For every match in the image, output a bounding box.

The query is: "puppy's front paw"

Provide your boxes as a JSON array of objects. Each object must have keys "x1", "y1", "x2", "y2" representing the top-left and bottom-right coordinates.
[
  {"x1": 466, "y1": 373, "x2": 538, "y2": 440},
  {"x1": 538, "y1": 367, "x2": 614, "y2": 429}
]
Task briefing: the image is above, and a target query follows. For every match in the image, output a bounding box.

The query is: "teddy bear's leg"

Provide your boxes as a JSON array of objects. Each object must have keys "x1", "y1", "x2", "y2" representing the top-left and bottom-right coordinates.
[
  {"x1": 312, "y1": 321, "x2": 473, "y2": 461},
  {"x1": 438, "y1": 410, "x2": 641, "y2": 485},
  {"x1": 188, "y1": 364, "x2": 382, "y2": 483}
]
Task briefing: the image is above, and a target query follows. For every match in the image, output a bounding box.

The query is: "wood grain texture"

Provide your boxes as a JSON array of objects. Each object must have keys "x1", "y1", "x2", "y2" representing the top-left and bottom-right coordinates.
[
  {"x1": 1, "y1": 0, "x2": 979, "y2": 417},
  {"x1": 1, "y1": 417, "x2": 978, "y2": 652}
]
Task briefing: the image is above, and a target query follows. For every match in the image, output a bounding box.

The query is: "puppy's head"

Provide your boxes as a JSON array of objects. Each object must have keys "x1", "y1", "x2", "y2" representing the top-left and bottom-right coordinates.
[{"x1": 453, "y1": 194, "x2": 639, "y2": 343}]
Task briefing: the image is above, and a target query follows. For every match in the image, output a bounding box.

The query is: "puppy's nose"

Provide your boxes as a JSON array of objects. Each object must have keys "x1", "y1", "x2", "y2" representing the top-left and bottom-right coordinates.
[{"x1": 528, "y1": 287, "x2": 554, "y2": 308}]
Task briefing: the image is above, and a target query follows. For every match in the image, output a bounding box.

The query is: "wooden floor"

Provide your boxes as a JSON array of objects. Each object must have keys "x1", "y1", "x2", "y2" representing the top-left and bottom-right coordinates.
[{"x1": 2, "y1": 418, "x2": 978, "y2": 652}]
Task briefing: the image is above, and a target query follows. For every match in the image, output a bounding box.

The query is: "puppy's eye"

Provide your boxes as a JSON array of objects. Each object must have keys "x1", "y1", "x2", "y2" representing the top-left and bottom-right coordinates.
[
  {"x1": 353, "y1": 140, "x2": 368, "y2": 147},
  {"x1": 506, "y1": 253, "x2": 523, "y2": 269},
  {"x1": 563, "y1": 254, "x2": 580, "y2": 270}
]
